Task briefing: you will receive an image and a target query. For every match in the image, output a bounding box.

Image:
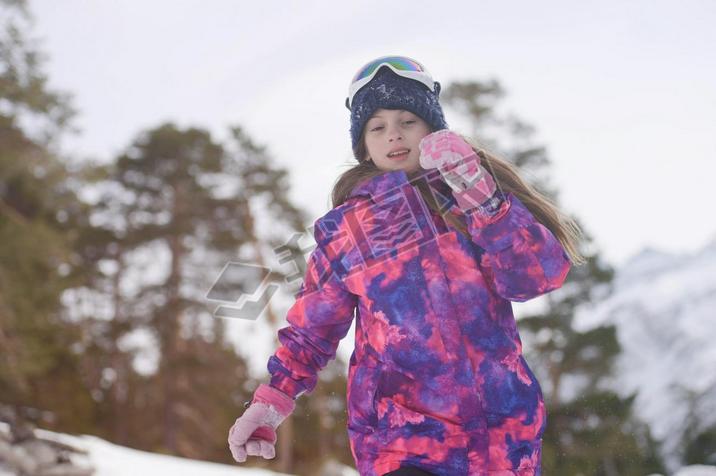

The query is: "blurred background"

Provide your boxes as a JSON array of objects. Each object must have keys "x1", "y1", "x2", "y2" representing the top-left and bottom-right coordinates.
[{"x1": 1, "y1": 0, "x2": 715, "y2": 475}]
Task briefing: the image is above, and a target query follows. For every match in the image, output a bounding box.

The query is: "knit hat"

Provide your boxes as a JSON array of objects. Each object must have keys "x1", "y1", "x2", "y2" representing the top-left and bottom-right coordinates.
[{"x1": 349, "y1": 65, "x2": 449, "y2": 160}]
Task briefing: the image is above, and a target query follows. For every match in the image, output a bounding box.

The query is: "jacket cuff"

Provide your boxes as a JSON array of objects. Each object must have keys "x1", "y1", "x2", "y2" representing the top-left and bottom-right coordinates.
[
  {"x1": 464, "y1": 192, "x2": 536, "y2": 253},
  {"x1": 454, "y1": 187, "x2": 506, "y2": 216}
]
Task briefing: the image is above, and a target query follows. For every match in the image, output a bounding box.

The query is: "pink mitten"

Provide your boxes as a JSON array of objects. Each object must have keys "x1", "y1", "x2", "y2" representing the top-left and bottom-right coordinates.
[
  {"x1": 227, "y1": 383, "x2": 296, "y2": 463},
  {"x1": 419, "y1": 130, "x2": 500, "y2": 211}
]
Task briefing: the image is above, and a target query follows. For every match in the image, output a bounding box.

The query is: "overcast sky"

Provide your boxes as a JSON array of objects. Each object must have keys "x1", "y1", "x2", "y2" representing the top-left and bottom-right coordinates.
[{"x1": 29, "y1": 0, "x2": 716, "y2": 268}]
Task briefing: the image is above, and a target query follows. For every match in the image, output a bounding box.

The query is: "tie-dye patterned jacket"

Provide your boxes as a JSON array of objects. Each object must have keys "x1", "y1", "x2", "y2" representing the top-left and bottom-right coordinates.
[{"x1": 266, "y1": 168, "x2": 571, "y2": 476}]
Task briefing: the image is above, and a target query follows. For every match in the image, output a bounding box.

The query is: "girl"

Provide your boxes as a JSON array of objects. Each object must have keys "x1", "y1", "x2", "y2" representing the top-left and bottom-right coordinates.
[{"x1": 228, "y1": 56, "x2": 585, "y2": 476}]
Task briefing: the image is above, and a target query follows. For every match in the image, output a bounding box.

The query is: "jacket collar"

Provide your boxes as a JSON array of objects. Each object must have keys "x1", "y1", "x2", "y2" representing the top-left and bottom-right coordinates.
[
  {"x1": 347, "y1": 169, "x2": 412, "y2": 200},
  {"x1": 347, "y1": 168, "x2": 462, "y2": 216},
  {"x1": 348, "y1": 169, "x2": 451, "y2": 198}
]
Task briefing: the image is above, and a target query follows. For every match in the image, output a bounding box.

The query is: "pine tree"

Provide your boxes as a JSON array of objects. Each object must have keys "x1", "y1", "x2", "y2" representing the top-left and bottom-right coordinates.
[
  {"x1": 93, "y1": 123, "x2": 247, "y2": 456},
  {"x1": 0, "y1": 0, "x2": 95, "y2": 434},
  {"x1": 677, "y1": 382, "x2": 716, "y2": 466},
  {"x1": 84, "y1": 122, "x2": 313, "y2": 464},
  {"x1": 0, "y1": 1, "x2": 363, "y2": 468}
]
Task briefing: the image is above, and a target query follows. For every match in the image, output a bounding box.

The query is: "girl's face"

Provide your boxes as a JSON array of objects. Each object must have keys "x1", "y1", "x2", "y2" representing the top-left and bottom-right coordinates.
[{"x1": 363, "y1": 108, "x2": 432, "y2": 173}]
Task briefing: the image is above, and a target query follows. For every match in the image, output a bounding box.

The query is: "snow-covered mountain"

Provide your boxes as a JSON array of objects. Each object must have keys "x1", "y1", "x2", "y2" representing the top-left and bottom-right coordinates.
[{"x1": 573, "y1": 235, "x2": 716, "y2": 472}]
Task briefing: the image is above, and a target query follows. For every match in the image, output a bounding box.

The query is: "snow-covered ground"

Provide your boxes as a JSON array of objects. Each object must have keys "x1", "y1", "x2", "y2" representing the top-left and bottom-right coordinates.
[
  {"x1": 669, "y1": 467, "x2": 716, "y2": 476},
  {"x1": 0, "y1": 422, "x2": 358, "y2": 476}
]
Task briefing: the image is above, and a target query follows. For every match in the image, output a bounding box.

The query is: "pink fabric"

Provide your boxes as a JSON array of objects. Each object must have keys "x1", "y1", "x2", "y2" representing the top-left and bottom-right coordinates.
[
  {"x1": 418, "y1": 130, "x2": 498, "y2": 212},
  {"x1": 418, "y1": 129, "x2": 475, "y2": 164},
  {"x1": 253, "y1": 383, "x2": 296, "y2": 416}
]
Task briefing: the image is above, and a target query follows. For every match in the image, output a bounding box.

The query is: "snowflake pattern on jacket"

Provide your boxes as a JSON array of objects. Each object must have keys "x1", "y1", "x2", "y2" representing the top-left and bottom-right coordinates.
[{"x1": 266, "y1": 168, "x2": 571, "y2": 476}]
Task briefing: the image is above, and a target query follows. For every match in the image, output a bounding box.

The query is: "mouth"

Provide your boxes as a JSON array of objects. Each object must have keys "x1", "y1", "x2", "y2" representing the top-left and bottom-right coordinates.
[{"x1": 387, "y1": 149, "x2": 410, "y2": 160}]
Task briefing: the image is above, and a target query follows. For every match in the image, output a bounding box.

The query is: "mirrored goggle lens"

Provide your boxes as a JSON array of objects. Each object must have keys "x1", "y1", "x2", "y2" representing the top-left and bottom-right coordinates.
[{"x1": 351, "y1": 56, "x2": 427, "y2": 84}]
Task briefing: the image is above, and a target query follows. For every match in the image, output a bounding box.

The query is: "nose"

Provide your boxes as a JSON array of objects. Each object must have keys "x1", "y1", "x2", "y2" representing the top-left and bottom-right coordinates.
[{"x1": 387, "y1": 124, "x2": 403, "y2": 142}]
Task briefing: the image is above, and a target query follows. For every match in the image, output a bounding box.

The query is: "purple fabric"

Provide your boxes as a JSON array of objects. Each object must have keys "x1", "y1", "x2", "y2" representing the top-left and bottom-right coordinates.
[{"x1": 266, "y1": 168, "x2": 571, "y2": 475}]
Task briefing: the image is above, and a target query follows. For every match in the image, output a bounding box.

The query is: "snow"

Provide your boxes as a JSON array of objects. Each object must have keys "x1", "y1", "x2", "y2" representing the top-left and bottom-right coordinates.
[
  {"x1": 673, "y1": 466, "x2": 716, "y2": 476},
  {"x1": 0, "y1": 422, "x2": 296, "y2": 476},
  {"x1": 73, "y1": 435, "x2": 285, "y2": 475}
]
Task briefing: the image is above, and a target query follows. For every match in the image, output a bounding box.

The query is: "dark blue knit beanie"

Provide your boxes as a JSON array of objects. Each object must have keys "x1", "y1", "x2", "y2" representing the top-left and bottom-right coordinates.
[{"x1": 349, "y1": 66, "x2": 449, "y2": 160}]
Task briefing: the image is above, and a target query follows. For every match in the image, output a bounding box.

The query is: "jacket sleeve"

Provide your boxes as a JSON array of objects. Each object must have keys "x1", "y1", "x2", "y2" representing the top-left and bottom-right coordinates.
[
  {"x1": 266, "y1": 240, "x2": 358, "y2": 400},
  {"x1": 463, "y1": 191, "x2": 571, "y2": 302}
]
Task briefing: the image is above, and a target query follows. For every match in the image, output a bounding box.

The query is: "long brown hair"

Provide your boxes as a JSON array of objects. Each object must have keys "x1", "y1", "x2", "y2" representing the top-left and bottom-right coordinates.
[{"x1": 331, "y1": 129, "x2": 587, "y2": 266}]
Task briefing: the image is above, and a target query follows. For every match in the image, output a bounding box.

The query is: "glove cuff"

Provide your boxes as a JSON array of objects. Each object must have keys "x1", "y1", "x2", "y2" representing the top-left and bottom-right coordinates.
[
  {"x1": 454, "y1": 188, "x2": 505, "y2": 215},
  {"x1": 252, "y1": 383, "x2": 296, "y2": 418}
]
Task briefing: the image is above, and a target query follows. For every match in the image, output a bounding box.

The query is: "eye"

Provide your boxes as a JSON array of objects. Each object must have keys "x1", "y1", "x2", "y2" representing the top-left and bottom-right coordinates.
[
  {"x1": 404, "y1": 120, "x2": 416, "y2": 125},
  {"x1": 370, "y1": 126, "x2": 384, "y2": 131}
]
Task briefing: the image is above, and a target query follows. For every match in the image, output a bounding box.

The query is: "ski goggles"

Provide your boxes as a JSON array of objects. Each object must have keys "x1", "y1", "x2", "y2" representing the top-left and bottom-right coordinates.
[{"x1": 345, "y1": 55, "x2": 440, "y2": 110}]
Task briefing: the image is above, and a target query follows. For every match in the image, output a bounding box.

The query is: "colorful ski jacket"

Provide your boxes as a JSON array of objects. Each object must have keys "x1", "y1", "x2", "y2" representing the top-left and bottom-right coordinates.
[{"x1": 266, "y1": 168, "x2": 571, "y2": 476}]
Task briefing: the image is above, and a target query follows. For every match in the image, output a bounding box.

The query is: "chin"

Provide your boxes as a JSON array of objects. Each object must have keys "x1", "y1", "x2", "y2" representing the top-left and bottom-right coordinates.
[{"x1": 403, "y1": 162, "x2": 421, "y2": 173}]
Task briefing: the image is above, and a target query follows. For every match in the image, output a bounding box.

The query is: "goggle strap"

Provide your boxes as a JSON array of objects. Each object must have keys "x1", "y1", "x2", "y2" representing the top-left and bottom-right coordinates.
[{"x1": 345, "y1": 80, "x2": 443, "y2": 111}]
